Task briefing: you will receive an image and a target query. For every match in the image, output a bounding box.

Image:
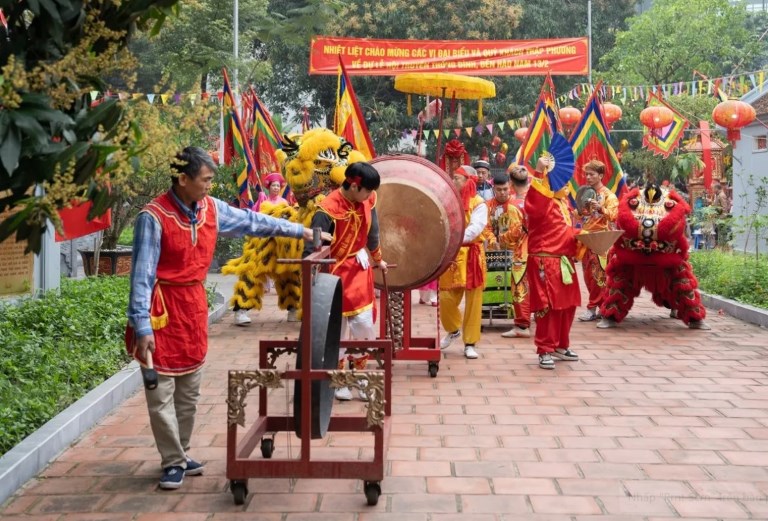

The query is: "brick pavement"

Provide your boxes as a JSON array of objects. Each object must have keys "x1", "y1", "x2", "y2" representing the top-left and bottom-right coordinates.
[{"x1": 2, "y1": 280, "x2": 768, "y2": 520}]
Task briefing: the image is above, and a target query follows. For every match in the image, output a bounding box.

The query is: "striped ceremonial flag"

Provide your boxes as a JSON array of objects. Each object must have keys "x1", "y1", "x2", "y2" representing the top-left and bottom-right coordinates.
[
  {"x1": 335, "y1": 58, "x2": 376, "y2": 160},
  {"x1": 567, "y1": 89, "x2": 627, "y2": 203},
  {"x1": 222, "y1": 68, "x2": 259, "y2": 208},
  {"x1": 642, "y1": 91, "x2": 689, "y2": 159},
  {"x1": 250, "y1": 88, "x2": 283, "y2": 183},
  {"x1": 519, "y1": 74, "x2": 560, "y2": 176}
]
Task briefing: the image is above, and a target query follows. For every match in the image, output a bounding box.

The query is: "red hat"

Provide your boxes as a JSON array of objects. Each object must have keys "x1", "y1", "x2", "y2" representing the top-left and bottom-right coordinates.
[{"x1": 265, "y1": 172, "x2": 285, "y2": 185}]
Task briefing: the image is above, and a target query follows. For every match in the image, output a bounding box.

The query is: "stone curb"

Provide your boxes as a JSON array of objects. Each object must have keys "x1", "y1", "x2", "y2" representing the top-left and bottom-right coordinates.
[
  {"x1": 700, "y1": 291, "x2": 768, "y2": 329},
  {"x1": 0, "y1": 293, "x2": 227, "y2": 507}
]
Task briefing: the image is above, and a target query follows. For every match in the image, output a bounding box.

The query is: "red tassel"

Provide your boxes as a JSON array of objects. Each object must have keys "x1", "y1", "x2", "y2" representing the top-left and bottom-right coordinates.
[{"x1": 727, "y1": 128, "x2": 741, "y2": 143}]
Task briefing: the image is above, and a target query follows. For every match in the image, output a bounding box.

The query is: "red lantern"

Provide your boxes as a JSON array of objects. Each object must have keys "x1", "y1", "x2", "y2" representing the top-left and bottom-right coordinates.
[
  {"x1": 639, "y1": 106, "x2": 674, "y2": 130},
  {"x1": 603, "y1": 103, "x2": 622, "y2": 128},
  {"x1": 559, "y1": 106, "x2": 582, "y2": 127},
  {"x1": 490, "y1": 136, "x2": 501, "y2": 150},
  {"x1": 514, "y1": 127, "x2": 528, "y2": 143},
  {"x1": 495, "y1": 152, "x2": 507, "y2": 167},
  {"x1": 712, "y1": 100, "x2": 756, "y2": 143}
]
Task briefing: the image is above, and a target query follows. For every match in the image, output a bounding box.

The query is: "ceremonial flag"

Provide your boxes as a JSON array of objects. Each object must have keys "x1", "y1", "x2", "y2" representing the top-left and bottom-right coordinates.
[
  {"x1": 519, "y1": 74, "x2": 560, "y2": 176},
  {"x1": 567, "y1": 87, "x2": 627, "y2": 203},
  {"x1": 301, "y1": 106, "x2": 311, "y2": 133},
  {"x1": 222, "y1": 68, "x2": 258, "y2": 208},
  {"x1": 335, "y1": 58, "x2": 376, "y2": 160},
  {"x1": 250, "y1": 87, "x2": 283, "y2": 183},
  {"x1": 55, "y1": 202, "x2": 112, "y2": 242},
  {"x1": 642, "y1": 91, "x2": 689, "y2": 158}
]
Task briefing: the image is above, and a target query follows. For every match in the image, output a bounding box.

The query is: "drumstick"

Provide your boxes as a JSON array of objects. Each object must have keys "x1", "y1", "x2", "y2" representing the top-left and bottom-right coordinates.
[{"x1": 143, "y1": 351, "x2": 159, "y2": 390}]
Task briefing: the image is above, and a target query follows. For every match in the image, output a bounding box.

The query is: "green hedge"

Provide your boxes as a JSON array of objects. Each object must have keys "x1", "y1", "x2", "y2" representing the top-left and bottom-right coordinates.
[
  {"x1": 690, "y1": 251, "x2": 768, "y2": 309},
  {"x1": 0, "y1": 277, "x2": 131, "y2": 456}
]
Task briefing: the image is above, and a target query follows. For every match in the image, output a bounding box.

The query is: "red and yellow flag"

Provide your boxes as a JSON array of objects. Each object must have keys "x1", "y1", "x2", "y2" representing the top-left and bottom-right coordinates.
[
  {"x1": 222, "y1": 68, "x2": 259, "y2": 208},
  {"x1": 335, "y1": 58, "x2": 375, "y2": 160}
]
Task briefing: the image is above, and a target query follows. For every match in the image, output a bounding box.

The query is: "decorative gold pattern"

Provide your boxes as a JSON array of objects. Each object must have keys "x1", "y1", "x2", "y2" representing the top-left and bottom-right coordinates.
[
  {"x1": 265, "y1": 347, "x2": 293, "y2": 369},
  {"x1": 328, "y1": 370, "x2": 386, "y2": 428},
  {"x1": 227, "y1": 370, "x2": 283, "y2": 427}
]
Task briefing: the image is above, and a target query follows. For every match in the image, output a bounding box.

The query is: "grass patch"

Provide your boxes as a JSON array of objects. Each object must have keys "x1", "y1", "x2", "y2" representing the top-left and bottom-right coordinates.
[
  {"x1": 118, "y1": 226, "x2": 133, "y2": 246},
  {"x1": 690, "y1": 250, "x2": 768, "y2": 308}
]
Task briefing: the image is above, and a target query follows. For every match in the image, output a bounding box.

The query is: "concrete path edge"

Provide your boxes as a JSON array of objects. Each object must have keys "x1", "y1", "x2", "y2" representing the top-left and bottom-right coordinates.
[
  {"x1": 0, "y1": 293, "x2": 227, "y2": 506},
  {"x1": 700, "y1": 290, "x2": 768, "y2": 329}
]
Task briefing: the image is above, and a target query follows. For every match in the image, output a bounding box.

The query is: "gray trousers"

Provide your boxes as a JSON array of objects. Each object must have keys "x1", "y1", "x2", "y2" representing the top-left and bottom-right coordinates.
[{"x1": 144, "y1": 368, "x2": 203, "y2": 469}]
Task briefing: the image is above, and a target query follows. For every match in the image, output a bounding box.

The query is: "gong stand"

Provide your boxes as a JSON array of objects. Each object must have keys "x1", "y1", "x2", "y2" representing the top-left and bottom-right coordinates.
[{"x1": 225, "y1": 245, "x2": 393, "y2": 506}]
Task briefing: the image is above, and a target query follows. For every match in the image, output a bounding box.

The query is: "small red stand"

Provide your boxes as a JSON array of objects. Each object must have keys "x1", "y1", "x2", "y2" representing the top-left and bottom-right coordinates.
[{"x1": 226, "y1": 246, "x2": 392, "y2": 506}]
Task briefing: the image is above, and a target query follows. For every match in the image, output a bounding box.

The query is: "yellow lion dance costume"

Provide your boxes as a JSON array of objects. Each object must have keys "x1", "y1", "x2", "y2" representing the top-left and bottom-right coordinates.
[{"x1": 223, "y1": 128, "x2": 365, "y2": 314}]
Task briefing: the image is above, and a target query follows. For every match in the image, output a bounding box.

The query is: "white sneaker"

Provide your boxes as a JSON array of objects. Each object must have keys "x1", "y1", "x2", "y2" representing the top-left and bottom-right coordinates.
[
  {"x1": 287, "y1": 309, "x2": 299, "y2": 322},
  {"x1": 334, "y1": 387, "x2": 353, "y2": 401},
  {"x1": 234, "y1": 310, "x2": 251, "y2": 326},
  {"x1": 440, "y1": 330, "x2": 461, "y2": 350},
  {"x1": 357, "y1": 380, "x2": 369, "y2": 401},
  {"x1": 464, "y1": 345, "x2": 479, "y2": 359},
  {"x1": 501, "y1": 326, "x2": 531, "y2": 338}
]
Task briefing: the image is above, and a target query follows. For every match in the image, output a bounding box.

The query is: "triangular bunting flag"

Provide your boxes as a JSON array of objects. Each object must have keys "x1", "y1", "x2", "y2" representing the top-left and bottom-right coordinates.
[
  {"x1": 498, "y1": 121, "x2": 506, "y2": 131},
  {"x1": 132, "y1": 93, "x2": 143, "y2": 100},
  {"x1": 146, "y1": 94, "x2": 155, "y2": 104},
  {"x1": 453, "y1": 128, "x2": 461, "y2": 137},
  {"x1": 465, "y1": 127, "x2": 473, "y2": 137},
  {"x1": 486, "y1": 123, "x2": 493, "y2": 133},
  {"x1": 90, "y1": 90, "x2": 99, "y2": 101},
  {"x1": 160, "y1": 94, "x2": 170, "y2": 104}
]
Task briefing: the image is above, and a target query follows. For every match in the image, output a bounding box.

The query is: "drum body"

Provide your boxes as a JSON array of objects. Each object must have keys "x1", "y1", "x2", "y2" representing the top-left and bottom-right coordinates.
[
  {"x1": 370, "y1": 155, "x2": 465, "y2": 290},
  {"x1": 483, "y1": 250, "x2": 513, "y2": 306}
]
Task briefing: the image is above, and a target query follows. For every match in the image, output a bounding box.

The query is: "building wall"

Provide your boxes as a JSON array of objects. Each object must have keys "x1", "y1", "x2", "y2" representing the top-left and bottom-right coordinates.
[{"x1": 731, "y1": 119, "x2": 768, "y2": 253}]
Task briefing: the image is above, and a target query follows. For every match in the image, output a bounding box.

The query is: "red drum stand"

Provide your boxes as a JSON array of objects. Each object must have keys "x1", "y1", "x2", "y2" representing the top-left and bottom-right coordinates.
[
  {"x1": 226, "y1": 247, "x2": 392, "y2": 506},
  {"x1": 378, "y1": 282, "x2": 442, "y2": 378}
]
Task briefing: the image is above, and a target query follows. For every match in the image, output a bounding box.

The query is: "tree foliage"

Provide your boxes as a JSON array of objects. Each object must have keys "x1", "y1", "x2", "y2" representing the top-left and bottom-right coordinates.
[
  {"x1": 599, "y1": 0, "x2": 761, "y2": 84},
  {"x1": 129, "y1": 0, "x2": 274, "y2": 93},
  {"x1": 0, "y1": 0, "x2": 179, "y2": 253}
]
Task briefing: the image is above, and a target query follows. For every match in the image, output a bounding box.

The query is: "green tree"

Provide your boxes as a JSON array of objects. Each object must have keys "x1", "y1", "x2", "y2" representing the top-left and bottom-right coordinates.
[
  {"x1": 599, "y1": 0, "x2": 760, "y2": 85},
  {"x1": 129, "y1": 0, "x2": 273, "y2": 93},
  {"x1": 0, "y1": 0, "x2": 178, "y2": 253}
]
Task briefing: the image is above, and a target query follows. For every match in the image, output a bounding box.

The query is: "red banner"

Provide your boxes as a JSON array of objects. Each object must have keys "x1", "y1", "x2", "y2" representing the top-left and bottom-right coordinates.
[{"x1": 310, "y1": 37, "x2": 589, "y2": 76}]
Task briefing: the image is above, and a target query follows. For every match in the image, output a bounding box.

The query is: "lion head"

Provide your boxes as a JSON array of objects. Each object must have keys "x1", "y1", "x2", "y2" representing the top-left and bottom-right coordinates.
[{"x1": 276, "y1": 128, "x2": 366, "y2": 206}]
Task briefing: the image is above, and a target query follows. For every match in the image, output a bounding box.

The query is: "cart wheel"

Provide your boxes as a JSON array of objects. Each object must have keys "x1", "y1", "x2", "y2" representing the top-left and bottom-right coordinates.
[
  {"x1": 230, "y1": 480, "x2": 248, "y2": 505},
  {"x1": 364, "y1": 480, "x2": 382, "y2": 506},
  {"x1": 428, "y1": 362, "x2": 439, "y2": 378},
  {"x1": 260, "y1": 437, "x2": 274, "y2": 459}
]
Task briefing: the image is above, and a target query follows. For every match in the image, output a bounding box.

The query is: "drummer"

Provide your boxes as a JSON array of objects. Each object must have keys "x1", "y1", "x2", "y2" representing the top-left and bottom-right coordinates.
[
  {"x1": 482, "y1": 171, "x2": 531, "y2": 339},
  {"x1": 576, "y1": 160, "x2": 618, "y2": 322}
]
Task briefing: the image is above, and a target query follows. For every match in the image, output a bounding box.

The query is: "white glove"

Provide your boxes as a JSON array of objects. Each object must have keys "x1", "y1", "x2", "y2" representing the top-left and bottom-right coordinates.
[{"x1": 355, "y1": 249, "x2": 370, "y2": 270}]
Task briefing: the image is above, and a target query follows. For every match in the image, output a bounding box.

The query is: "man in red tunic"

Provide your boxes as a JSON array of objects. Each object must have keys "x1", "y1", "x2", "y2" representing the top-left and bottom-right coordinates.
[
  {"x1": 526, "y1": 156, "x2": 581, "y2": 370},
  {"x1": 304, "y1": 162, "x2": 388, "y2": 401},
  {"x1": 127, "y1": 147, "x2": 327, "y2": 489}
]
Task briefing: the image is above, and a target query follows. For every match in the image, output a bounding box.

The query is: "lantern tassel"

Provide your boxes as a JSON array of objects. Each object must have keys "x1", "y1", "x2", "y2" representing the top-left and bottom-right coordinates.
[
  {"x1": 406, "y1": 94, "x2": 412, "y2": 116},
  {"x1": 727, "y1": 128, "x2": 740, "y2": 143},
  {"x1": 478, "y1": 99, "x2": 483, "y2": 122}
]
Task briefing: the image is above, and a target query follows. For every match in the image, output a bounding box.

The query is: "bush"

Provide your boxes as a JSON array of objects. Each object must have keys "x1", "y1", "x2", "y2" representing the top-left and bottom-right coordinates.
[
  {"x1": 0, "y1": 277, "x2": 131, "y2": 456},
  {"x1": 690, "y1": 251, "x2": 768, "y2": 308}
]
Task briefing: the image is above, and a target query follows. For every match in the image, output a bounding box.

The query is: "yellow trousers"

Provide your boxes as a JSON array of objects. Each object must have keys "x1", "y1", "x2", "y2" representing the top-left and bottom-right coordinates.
[{"x1": 439, "y1": 287, "x2": 483, "y2": 345}]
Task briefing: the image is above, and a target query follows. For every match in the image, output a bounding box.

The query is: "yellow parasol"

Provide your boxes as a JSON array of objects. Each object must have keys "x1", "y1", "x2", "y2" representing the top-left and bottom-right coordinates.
[{"x1": 394, "y1": 73, "x2": 496, "y2": 162}]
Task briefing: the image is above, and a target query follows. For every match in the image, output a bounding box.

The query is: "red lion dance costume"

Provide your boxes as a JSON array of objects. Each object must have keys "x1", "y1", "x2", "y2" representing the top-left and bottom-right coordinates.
[{"x1": 599, "y1": 184, "x2": 709, "y2": 329}]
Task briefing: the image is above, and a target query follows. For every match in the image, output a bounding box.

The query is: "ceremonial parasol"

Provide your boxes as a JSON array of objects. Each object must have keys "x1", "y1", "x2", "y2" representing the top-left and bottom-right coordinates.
[{"x1": 394, "y1": 73, "x2": 496, "y2": 162}]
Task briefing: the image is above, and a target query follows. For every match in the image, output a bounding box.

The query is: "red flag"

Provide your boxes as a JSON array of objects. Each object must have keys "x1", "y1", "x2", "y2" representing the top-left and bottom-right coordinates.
[
  {"x1": 334, "y1": 58, "x2": 376, "y2": 159},
  {"x1": 55, "y1": 202, "x2": 112, "y2": 242}
]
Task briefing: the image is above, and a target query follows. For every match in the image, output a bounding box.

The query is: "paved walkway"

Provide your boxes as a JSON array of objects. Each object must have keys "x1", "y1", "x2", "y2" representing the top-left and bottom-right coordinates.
[{"x1": 2, "y1": 276, "x2": 768, "y2": 520}]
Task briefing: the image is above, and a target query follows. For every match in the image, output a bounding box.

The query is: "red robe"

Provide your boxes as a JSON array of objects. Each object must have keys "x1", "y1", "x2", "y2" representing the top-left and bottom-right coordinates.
[
  {"x1": 128, "y1": 193, "x2": 217, "y2": 375},
  {"x1": 318, "y1": 189, "x2": 377, "y2": 316},
  {"x1": 525, "y1": 183, "x2": 581, "y2": 313}
]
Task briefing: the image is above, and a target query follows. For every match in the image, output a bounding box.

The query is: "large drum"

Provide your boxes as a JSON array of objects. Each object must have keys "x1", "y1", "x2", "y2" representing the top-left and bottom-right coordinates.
[{"x1": 370, "y1": 155, "x2": 465, "y2": 290}]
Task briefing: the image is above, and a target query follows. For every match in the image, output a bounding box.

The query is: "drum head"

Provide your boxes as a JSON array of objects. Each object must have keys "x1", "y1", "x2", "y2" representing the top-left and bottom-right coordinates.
[
  {"x1": 370, "y1": 155, "x2": 465, "y2": 290},
  {"x1": 576, "y1": 186, "x2": 597, "y2": 214}
]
